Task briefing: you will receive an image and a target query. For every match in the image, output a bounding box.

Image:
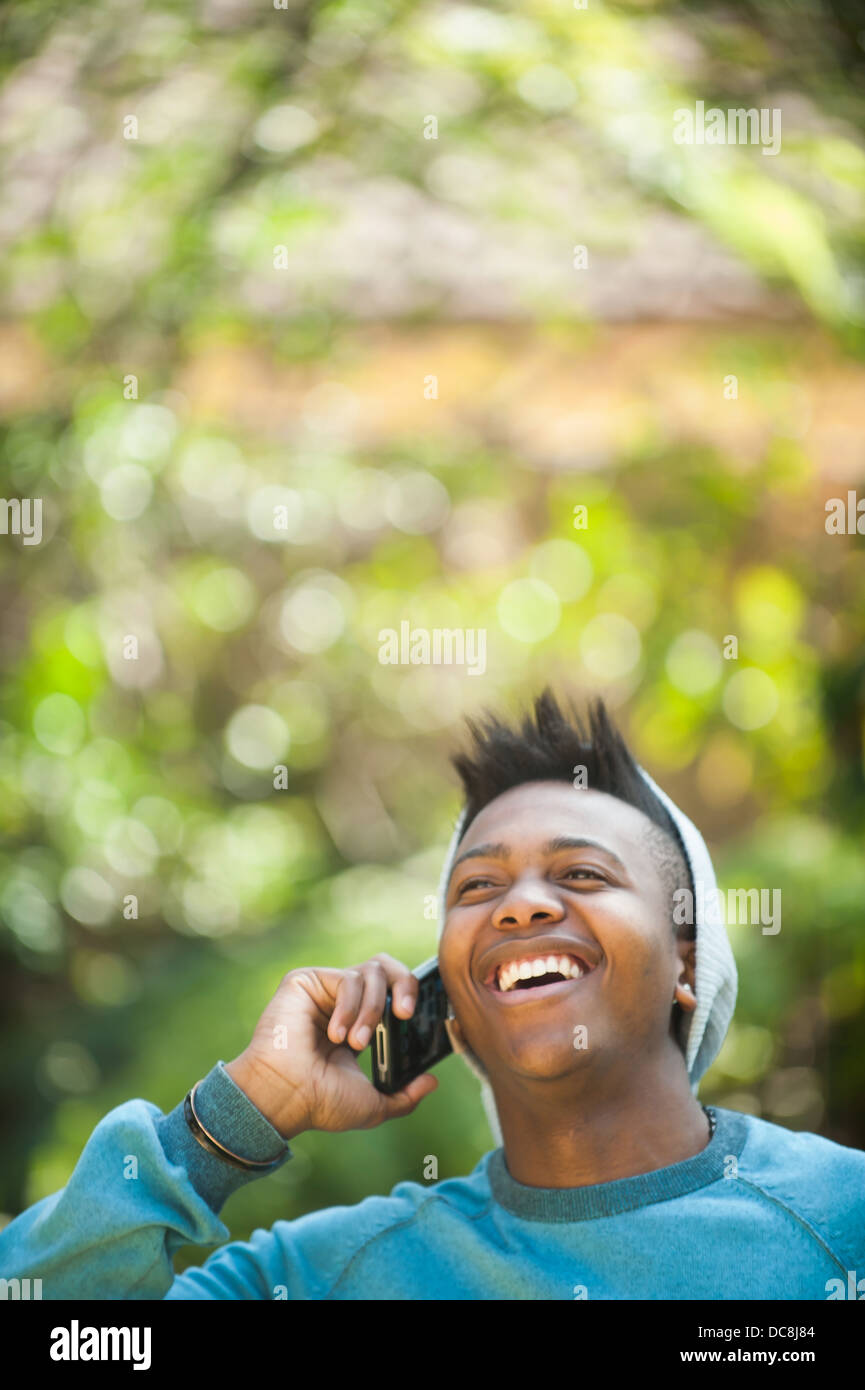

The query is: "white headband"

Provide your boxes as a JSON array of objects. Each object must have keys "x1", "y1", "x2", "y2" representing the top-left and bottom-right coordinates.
[{"x1": 435, "y1": 767, "x2": 738, "y2": 1147}]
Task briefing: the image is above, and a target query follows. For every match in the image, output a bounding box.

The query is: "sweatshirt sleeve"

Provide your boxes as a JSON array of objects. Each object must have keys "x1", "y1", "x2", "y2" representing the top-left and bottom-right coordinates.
[{"x1": 0, "y1": 1061, "x2": 292, "y2": 1301}]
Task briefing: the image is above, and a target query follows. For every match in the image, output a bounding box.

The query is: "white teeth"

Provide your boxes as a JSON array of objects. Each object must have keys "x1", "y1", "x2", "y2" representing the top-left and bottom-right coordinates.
[{"x1": 496, "y1": 953, "x2": 588, "y2": 991}]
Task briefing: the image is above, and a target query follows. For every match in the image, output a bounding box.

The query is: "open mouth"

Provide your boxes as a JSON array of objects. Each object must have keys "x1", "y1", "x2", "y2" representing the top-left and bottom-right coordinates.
[{"x1": 487, "y1": 952, "x2": 596, "y2": 996}]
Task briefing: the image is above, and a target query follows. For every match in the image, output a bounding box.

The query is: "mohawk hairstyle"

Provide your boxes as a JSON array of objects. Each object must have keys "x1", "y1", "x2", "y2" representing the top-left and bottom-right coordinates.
[{"x1": 450, "y1": 688, "x2": 694, "y2": 945}]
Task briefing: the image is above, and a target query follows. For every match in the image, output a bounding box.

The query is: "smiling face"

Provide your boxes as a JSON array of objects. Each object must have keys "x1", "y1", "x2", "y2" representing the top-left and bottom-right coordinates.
[{"x1": 438, "y1": 780, "x2": 694, "y2": 1091}]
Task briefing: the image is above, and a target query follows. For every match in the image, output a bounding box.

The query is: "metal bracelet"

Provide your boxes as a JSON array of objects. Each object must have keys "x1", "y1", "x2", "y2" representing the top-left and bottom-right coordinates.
[{"x1": 183, "y1": 1080, "x2": 286, "y2": 1172}]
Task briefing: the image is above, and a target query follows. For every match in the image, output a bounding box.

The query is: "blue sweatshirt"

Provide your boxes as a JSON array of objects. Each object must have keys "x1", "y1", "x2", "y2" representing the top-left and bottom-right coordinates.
[{"x1": 1, "y1": 1061, "x2": 863, "y2": 1300}]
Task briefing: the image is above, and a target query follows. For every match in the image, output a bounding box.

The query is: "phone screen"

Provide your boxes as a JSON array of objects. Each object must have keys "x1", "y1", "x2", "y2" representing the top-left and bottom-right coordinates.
[{"x1": 372, "y1": 957, "x2": 453, "y2": 1094}]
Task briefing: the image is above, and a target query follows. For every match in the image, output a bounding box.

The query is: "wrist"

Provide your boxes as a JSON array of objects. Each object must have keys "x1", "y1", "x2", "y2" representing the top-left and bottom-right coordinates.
[{"x1": 224, "y1": 1054, "x2": 308, "y2": 1141}]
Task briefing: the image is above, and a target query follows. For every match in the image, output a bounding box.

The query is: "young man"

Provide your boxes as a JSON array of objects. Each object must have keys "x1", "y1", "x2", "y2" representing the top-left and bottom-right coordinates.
[{"x1": 1, "y1": 691, "x2": 863, "y2": 1299}]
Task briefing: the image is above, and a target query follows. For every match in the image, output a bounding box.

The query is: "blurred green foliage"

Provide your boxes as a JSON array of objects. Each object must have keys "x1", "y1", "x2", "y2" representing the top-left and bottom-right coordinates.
[{"x1": 1, "y1": 0, "x2": 864, "y2": 1270}]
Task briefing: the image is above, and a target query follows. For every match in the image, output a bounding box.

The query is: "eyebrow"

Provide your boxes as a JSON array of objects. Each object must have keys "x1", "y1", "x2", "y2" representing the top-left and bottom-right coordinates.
[{"x1": 449, "y1": 835, "x2": 627, "y2": 878}]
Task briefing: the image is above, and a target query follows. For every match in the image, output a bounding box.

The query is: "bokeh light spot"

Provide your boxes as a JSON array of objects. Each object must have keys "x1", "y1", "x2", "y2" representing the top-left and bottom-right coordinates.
[{"x1": 497, "y1": 578, "x2": 561, "y2": 642}]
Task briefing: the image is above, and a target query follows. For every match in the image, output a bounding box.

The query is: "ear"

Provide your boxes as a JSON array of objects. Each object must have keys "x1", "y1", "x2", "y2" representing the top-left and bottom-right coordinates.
[{"x1": 672, "y1": 938, "x2": 697, "y2": 1013}]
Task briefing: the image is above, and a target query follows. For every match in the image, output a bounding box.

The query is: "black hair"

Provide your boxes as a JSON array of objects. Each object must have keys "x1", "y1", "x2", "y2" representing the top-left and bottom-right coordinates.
[
  {"x1": 450, "y1": 687, "x2": 695, "y2": 941},
  {"x1": 449, "y1": 689, "x2": 695, "y2": 1052}
]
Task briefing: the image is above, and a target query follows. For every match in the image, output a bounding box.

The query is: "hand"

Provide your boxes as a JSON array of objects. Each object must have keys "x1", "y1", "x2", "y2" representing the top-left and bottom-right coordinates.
[{"x1": 224, "y1": 954, "x2": 438, "y2": 1140}]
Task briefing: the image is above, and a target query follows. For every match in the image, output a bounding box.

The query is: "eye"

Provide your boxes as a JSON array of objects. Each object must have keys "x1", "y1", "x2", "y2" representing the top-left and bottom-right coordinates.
[
  {"x1": 459, "y1": 877, "x2": 495, "y2": 893},
  {"x1": 562, "y1": 867, "x2": 605, "y2": 882}
]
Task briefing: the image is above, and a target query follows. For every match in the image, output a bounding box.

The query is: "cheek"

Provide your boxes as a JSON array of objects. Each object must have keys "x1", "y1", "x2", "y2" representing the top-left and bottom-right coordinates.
[
  {"x1": 591, "y1": 898, "x2": 672, "y2": 981},
  {"x1": 437, "y1": 916, "x2": 473, "y2": 996}
]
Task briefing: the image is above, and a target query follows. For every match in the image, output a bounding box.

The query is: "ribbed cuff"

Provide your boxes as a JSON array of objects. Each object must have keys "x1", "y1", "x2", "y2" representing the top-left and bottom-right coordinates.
[{"x1": 156, "y1": 1061, "x2": 293, "y2": 1213}]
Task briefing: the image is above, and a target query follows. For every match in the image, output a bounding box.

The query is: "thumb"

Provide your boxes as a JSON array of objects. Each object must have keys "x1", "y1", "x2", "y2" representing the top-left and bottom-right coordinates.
[{"x1": 377, "y1": 1072, "x2": 439, "y2": 1123}]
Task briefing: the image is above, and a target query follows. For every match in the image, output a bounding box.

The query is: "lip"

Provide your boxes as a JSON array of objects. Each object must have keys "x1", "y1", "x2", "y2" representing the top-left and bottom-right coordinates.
[
  {"x1": 479, "y1": 937, "x2": 602, "y2": 999},
  {"x1": 484, "y1": 972, "x2": 597, "y2": 1005}
]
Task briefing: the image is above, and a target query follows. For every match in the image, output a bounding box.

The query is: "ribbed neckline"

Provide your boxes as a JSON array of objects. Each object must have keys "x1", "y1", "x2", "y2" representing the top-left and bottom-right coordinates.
[{"x1": 488, "y1": 1107, "x2": 749, "y2": 1222}]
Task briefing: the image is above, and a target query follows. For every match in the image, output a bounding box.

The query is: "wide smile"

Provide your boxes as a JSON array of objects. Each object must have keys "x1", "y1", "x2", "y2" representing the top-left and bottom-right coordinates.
[{"x1": 479, "y1": 946, "x2": 601, "y2": 1006}]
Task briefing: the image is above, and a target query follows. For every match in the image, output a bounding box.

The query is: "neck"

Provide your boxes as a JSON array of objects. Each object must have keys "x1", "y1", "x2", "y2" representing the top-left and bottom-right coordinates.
[{"x1": 493, "y1": 1058, "x2": 711, "y2": 1188}]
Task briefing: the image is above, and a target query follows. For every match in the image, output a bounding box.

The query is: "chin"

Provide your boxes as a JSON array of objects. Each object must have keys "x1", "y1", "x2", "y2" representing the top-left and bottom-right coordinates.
[{"x1": 486, "y1": 1040, "x2": 587, "y2": 1082}]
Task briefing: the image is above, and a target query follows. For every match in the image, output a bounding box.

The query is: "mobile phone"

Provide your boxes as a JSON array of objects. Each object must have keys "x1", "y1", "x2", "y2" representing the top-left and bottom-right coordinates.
[{"x1": 371, "y1": 957, "x2": 453, "y2": 1095}]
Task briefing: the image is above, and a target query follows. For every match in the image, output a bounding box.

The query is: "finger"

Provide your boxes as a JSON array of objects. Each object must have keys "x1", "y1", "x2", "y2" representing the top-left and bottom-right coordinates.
[
  {"x1": 327, "y1": 969, "x2": 364, "y2": 1044},
  {"x1": 347, "y1": 961, "x2": 388, "y2": 1049},
  {"x1": 375, "y1": 1072, "x2": 439, "y2": 1123},
  {"x1": 369, "y1": 952, "x2": 418, "y2": 1018}
]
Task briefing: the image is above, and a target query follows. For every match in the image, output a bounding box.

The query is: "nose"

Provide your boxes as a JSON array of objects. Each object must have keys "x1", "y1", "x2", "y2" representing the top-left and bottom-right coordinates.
[{"x1": 491, "y1": 878, "x2": 566, "y2": 932}]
